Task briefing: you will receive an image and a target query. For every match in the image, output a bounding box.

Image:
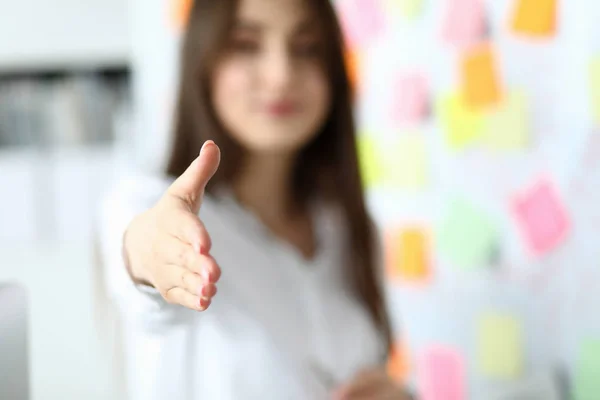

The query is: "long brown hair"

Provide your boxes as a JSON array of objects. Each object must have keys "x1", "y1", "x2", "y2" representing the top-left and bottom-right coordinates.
[{"x1": 166, "y1": 0, "x2": 392, "y2": 355}]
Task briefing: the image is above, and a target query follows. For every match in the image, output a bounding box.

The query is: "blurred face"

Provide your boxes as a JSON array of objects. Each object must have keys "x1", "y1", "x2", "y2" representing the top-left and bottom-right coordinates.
[{"x1": 211, "y1": 0, "x2": 331, "y2": 155}]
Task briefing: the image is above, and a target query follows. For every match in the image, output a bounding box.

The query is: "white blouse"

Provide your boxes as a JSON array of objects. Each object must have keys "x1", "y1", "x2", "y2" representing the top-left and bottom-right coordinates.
[{"x1": 97, "y1": 172, "x2": 387, "y2": 400}]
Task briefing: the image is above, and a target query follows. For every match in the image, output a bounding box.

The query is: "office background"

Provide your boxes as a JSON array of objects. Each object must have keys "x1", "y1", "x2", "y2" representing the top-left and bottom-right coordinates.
[{"x1": 0, "y1": 0, "x2": 599, "y2": 399}]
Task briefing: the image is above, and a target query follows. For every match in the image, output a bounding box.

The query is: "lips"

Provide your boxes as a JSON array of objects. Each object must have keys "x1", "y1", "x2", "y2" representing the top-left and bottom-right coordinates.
[{"x1": 265, "y1": 100, "x2": 298, "y2": 116}]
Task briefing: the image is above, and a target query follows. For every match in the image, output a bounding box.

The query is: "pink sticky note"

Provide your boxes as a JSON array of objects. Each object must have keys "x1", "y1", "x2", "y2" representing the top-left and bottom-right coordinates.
[
  {"x1": 512, "y1": 178, "x2": 570, "y2": 256},
  {"x1": 337, "y1": 0, "x2": 386, "y2": 47},
  {"x1": 419, "y1": 346, "x2": 465, "y2": 400},
  {"x1": 442, "y1": 0, "x2": 486, "y2": 47},
  {"x1": 392, "y1": 73, "x2": 429, "y2": 125}
]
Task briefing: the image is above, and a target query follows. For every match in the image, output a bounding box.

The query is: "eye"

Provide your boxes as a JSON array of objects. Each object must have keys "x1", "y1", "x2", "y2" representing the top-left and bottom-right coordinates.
[
  {"x1": 228, "y1": 36, "x2": 260, "y2": 54},
  {"x1": 292, "y1": 35, "x2": 322, "y2": 58}
]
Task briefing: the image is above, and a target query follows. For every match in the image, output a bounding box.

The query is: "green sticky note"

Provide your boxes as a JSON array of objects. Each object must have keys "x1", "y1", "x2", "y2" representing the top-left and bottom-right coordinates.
[
  {"x1": 438, "y1": 92, "x2": 486, "y2": 150},
  {"x1": 356, "y1": 136, "x2": 385, "y2": 188},
  {"x1": 574, "y1": 339, "x2": 600, "y2": 400},
  {"x1": 590, "y1": 58, "x2": 600, "y2": 125},
  {"x1": 437, "y1": 198, "x2": 498, "y2": 268},
  {"x1": 387, "y1": 134, "x2": 428, "y2": 189},
  {"x1": 484, "y1": 90, "x2": 529, "y2": 150},
  {"x1": 477, "y1": 313, "x2": 523, "y2": 378}
]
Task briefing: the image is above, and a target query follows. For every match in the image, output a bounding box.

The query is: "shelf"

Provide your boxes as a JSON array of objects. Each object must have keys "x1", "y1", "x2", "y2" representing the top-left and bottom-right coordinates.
[{"x1": 0, "y1": 0, "x2": 130, "y2": 73}]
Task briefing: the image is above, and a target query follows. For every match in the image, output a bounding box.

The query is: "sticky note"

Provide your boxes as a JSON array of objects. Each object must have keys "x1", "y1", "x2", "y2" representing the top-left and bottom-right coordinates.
[
  {"x1": 337, "y1": 0, "x2": 386, "y2": 47},
  {"x1": 437, "y1": 198, "x2": 498, "y2": 269},
  {"x1": 345, "y1": 48, "x2": 360, "y2": 96},
  {"x1": 477, "y1": 313, "x2": 523, "y2": 378},
  {"x1": 590, "y1": 57, "x2": 600, "y2": 125},
  {"x1": 356, "y1": 136, "x2": 385, "y2": 188},
  {"x1": 386, "y1": 227, "x2": 430, "y2": 282},
  {"x1": 171, "y1": 0, "x2": 193, "y2": 30},
  {"x1": 398, "y1": 0, "x2": 424, "y2": 19},
  {"x1": 442, "y1": 0, "x2": 486, "y2": 47},
  {"x1": 419, "y1": 346, "x2": 465, "y2": 400},
  {"x1": 387, "y1": 134, "x2": 428, "y2": 189},
  {"x1": 438, "y1": 92, "x2": 486, "y2": 150},
  {"x1": 484, "y1": 90, "x2": 529, "y2": 150},
  {"x1": 392, "y1": 73, "x2": 429, "y2": 125},
  {"x1": 461, "y1": 45, "x2": 502, "y2": 109},
  {"x1": 574, "y1": 339, "x2": 600, "y2": 400},
  {"x1": 387, "y1": 340, "x2": 411, "y2": 383},
  {"x1": 511, "y1": 0, "x2": 556, "y2": 37},
  {"x1": 512, "y1": 178, "x2": 570, "y2": 256}
]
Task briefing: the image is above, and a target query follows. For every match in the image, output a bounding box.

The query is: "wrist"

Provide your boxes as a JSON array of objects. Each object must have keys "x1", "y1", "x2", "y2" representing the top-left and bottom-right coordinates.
[{"x1": 122, "y1": 227, "x2": 152, "y2": 287}]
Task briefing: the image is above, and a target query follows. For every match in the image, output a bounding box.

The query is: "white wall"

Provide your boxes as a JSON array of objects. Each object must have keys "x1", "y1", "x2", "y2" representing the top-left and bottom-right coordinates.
[{"x1": 0, "y1": 0, "x2": 129, "y2": 71}]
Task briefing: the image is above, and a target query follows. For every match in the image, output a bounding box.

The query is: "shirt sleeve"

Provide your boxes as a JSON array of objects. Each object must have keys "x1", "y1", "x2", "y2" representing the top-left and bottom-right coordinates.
[{"x1": 95, "y1": 171, "x2": 186, "y2": 332}]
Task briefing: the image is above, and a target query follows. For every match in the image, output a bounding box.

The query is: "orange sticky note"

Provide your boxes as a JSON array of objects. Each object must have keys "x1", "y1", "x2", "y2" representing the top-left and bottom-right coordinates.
[
  {"x1": 345, "y1": 49, "x2": 360, "y2": 96},
  {"x1": 511, "y1": 0, "x2": 556, "y2": 37},
  {"x1": 172, "y1": 0, "x2": 193, "y2": 30},
  {"x1": 461, "y1": 45, "x2": 502, "y2": 109},
  {"x1": 386, "y1": 227, "x2": 430, "y2": 282},
  {"x1": 387, "y1": 341, "x2": 411, "y2": 384}
]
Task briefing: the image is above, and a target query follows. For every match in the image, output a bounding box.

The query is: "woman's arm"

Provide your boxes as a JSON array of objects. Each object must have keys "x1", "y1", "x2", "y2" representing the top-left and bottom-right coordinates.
[
  {"x1": 97, "y1": 141, "x2": 221, "y2": 333},
  {"x1": 96, "y1": 174, "x2": 185, "y2": 331}
]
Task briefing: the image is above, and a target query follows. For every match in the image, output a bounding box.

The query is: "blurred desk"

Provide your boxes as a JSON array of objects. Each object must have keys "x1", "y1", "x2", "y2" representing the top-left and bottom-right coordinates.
[{"x1": 0, "y1": 242, "x2": 119, "y2": 400}]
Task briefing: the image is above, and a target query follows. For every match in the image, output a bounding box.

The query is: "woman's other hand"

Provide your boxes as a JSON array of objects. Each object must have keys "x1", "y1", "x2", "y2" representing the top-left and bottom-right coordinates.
[
  {"x1": 333, "y1": 368, "x2": 412, "y2": 400},
  {"x1": 123, "y1": 140, "x2": 222, "y2": 312}
]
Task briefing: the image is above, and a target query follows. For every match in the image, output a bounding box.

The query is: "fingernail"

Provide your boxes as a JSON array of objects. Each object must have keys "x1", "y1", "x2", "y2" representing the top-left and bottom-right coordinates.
[
  {"x1": 202, "y1": 269, "x2": 211, "y2": 282},
  {"x1": 199, "y1": 245, "x2": 207, "y2": 255},
  {"x1": 199, "y1": 298, "x2": 210, "y2": 309},
  {"x1": 200, "y1": 285, "x2": 209, "y2": 297},
  {"x1": 201, "y1": 140, "x2": 213, "y2": 153}
]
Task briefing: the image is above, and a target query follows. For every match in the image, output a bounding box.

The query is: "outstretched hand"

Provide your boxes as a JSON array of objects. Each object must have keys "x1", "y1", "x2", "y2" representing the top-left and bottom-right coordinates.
[{"x1": 123, "y1": 140, "x2": 222, "y2": 311}]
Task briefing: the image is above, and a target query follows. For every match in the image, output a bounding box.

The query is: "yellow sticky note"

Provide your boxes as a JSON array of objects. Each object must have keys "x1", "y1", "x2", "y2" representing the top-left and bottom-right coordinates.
[
  {"x1": 386, "y1": 227, "x2": 430, "y2": 282},
  {"x1": 478, "y1": 313, "x2": 523, "y2": 378},
  {"x1": 590, "y1": 58, "x2": 600, "y2": 125},
  {"x1": 484, "y1": 90, "x2": 529, "y2": 150},
  {"x1": 356, "y1": 136, "x2": 385, "y2": 188},
  {"x1": 438, "y1": 93, "x2": 486, "y2": 150},
  {"x1": 387, "y1": 134, "x2": 428, "y2": 189},
  {"x1": 461, "y1": 44, "x2": 502, "y2": 109},
  {"x1": 399, "y1": 0, "x2": 423, "y2": 18},
  {"x1": 511, "y1": 0, "x2": 556, "y2": 37}
]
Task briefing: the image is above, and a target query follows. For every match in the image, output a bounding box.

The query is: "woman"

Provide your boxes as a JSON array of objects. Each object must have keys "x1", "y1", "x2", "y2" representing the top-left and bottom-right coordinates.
[{"x1": 98, "y1": 0, "x2": 410, "y2": 398}]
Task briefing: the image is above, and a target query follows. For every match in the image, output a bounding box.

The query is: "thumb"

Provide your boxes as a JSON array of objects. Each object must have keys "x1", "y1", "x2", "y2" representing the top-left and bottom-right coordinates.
[{"x1": 167, "y1": 140, "x2": 221, "y2": 211}]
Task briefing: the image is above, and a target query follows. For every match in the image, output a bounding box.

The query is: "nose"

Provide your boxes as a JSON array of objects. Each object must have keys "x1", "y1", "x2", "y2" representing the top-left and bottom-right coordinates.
[{"x1": 262, "y1": 45, "x2": 294, "y2": 92}]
